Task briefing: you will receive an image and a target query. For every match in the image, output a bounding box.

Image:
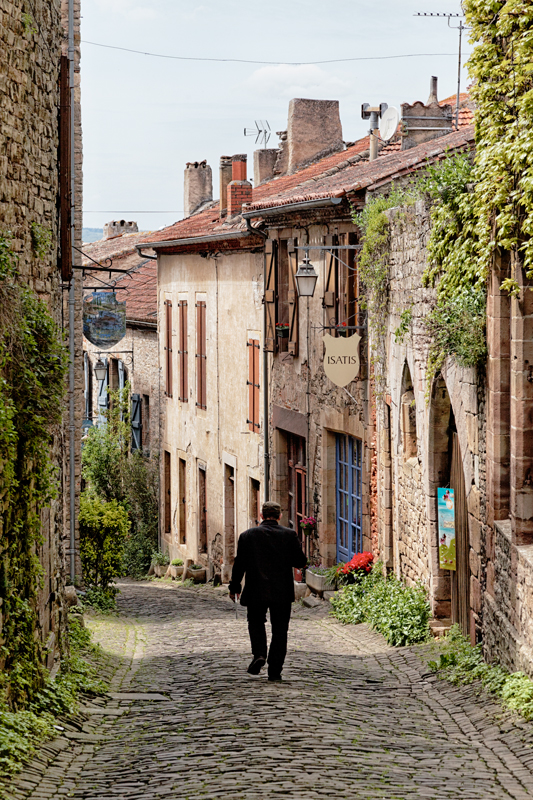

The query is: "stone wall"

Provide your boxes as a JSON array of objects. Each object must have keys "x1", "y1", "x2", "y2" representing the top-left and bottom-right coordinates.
[
  {"x1": 0, "y1": 0, "x2": 82, "y2": 669},
  {"x1": 377, "y1": 201, "x2": 486, "y2": 629}
]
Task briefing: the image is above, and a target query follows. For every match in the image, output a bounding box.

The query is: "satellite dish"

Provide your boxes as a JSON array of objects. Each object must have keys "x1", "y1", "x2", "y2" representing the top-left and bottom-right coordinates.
[{"x1": 379, "y1": 106, "x2": 400, "y2": 141}]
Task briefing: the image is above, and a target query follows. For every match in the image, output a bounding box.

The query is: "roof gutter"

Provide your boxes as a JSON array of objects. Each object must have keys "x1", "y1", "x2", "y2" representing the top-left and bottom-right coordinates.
[
  {"x1": 241, "y1": 195, "x2": 343, "y2": 219},
  {"x1": 135, "y1": 230, "x2": 254, "y2": 254}
]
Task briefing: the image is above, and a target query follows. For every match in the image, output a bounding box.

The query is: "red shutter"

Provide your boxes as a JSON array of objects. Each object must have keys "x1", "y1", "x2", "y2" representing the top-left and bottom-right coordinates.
[
  {"x1": 165, "y1": 300, "x2": 173, "y2": 397},
  {"x1": 178, "y1": 300, "x2": 188, "y2": 402},
  {"x1": 247, "y1": 339, "x2": 260, "y2": 432},
  {"x1": 196, "y1": 301, "x2": 207, "y2": 409},
  {"x1": 264, "y1": 239, "x2": 278, "y2": 352},
  {"x1": 287, "y1": 238, "x2": 299, "y2": 357},
  {"x1": 59, "y1": 56, "x2": 72, "y2": 281}
]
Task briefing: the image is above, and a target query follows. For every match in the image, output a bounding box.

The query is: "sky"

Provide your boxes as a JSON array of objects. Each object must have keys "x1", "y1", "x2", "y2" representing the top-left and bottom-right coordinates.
[{"x1": 81, "y1": 0, "x2": 471, "y2": 234}]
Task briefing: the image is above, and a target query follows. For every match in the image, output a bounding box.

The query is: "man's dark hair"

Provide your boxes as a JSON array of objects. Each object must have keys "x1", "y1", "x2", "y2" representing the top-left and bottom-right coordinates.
[{"x1": 262, "y1": 501, "x2": 282, "y2": 520}]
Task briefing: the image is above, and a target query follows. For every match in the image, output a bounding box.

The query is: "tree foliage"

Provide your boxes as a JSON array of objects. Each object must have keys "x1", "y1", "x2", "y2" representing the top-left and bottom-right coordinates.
[{"x1": 79, "y1": 494, "x2": 130, "y2": 594}]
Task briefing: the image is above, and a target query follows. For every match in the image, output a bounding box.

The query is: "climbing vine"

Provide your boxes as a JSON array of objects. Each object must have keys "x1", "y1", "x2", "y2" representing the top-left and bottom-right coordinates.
[
  {"x1": 0, "y1": 235, "x2": 67, "y2": 709},
  {"x1": 464, "y1": 0, "x2": 533, "y2": 293}
]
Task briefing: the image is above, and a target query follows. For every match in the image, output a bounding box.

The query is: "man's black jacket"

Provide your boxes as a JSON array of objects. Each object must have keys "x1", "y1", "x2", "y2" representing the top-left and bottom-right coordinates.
[{"x1": 228, "y1": 519, "x2": 307, "y2": 606}]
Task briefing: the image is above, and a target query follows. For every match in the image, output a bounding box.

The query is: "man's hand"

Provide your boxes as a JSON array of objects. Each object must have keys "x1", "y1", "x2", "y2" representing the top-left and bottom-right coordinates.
[{"x1": 229, "y1": 593, "x2": 236, "y2": 602}]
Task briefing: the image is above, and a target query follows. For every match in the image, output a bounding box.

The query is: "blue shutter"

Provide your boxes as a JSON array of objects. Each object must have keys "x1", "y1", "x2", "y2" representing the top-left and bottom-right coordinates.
[
  {"x1": 131, "y1": 393, "x2": 142, "y2": 452},
  {"x1": 97, "y1": 357, "x2": 108, "y2": 427},
  {"x1": 118, "y1": 359, "x2": 125, "y2": 421}
]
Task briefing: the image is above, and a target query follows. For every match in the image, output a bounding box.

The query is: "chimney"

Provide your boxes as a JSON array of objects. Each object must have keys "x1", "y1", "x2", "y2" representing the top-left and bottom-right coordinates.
[
  {"x1": 285, "y1": 98, "x2": 344, "y2": 174},
  {"x1": 103, "y1": 220, "x2": 138, "y2": 240},
  {"x1": 184, "y1": 160, "x2": 213, "y2": 218},
  {"x1": 227, "y1": 154, "x2": 252, "y2": 217},
  {"x1": 254, "y1": 148, "x2": 278, "y2": 186},
  {"x1": 401, "y1": 76, "x2": 453, "y2": 151},
  {"x1": 219, "y1": 156, "x2": 233, "y2": 217}
]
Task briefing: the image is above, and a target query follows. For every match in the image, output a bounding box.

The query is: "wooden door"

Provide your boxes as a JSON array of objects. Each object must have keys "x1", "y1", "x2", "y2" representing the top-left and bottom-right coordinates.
[
  {"x1": 450, "y1": 433, "x2": 470, "y2": 636},
  {"x1": 199, "y1": 467, "x2": 207, "y2": 553}
]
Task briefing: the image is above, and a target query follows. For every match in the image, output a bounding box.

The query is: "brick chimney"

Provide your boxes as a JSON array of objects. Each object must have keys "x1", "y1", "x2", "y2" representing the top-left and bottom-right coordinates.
[
  {"x1": 103, "y1": 220, "x2": 138, "y2": 239},
  {"x1": 184, "y1": 160, "x2": 213, "y2": 217},
  {"x1": 219, "y1": 156, "x2": 233, "y2": 217},
  {"x1": 227, "y1": 155, "x2": 252, "y2": 217},
  {"x1": 401, "y1": 76, "x2": 453, "y2": 151}
]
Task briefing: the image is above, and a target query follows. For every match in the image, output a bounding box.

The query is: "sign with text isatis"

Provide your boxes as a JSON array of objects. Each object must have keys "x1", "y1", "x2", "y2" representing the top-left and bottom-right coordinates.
[
  {"x1": 438, "y1": 488, "x2": 456, "y2": 570},
  {"x1": 323, "y1": 333, "x2": 361, "y2": 387}
]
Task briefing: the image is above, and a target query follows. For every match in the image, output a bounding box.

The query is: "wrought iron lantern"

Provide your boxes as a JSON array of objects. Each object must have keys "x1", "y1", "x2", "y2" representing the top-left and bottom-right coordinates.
[
  {"x1": 94, "y1": 358, "x2": 107, "y2": 382},
  {"x1": 294, "y1": 254, "x2": 318, "y2": 298}
]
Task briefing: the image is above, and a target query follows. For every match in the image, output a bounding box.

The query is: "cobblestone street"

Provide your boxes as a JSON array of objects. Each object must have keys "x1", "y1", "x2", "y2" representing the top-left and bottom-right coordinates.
[{"x1": 6, "y1": 580, "x2": 533, "y2": 800}]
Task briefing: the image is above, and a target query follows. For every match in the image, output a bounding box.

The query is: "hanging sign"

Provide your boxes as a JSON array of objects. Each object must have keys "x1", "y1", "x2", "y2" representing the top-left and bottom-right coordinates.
[
  {"x1": 322, "y1": 333, "x2": 361, "y2": 387},
  {"x1": 438, "y1": 488, "x2": 456, "y2": 570},
  {"x1": 83, "y1": 291, "x2": 126, "y2": 348}
]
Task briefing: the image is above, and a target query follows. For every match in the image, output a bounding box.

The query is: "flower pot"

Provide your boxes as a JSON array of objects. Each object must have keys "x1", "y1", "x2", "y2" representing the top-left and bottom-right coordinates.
[
  {"x1": 336, "y1": 328, "x2": 349, "y2": 338},
  {"x1": 188, "y1": 567, "x2": 206, "y2": 583},
  {"x1": 294, "y1": 568, "x2": 304, "y2": 583},
  {"x1": 153, "y1": 564, "x2": 168, "y2": 577},
  {"x1": 276, "y1": 328, "x2": 289, "y2": 338},
  {"x1": 170, "y1": 565, "x2": 184, "y2": 579},
  {"x1": 306, "y1": 570, "x2": 335, "y2": 596},
  {"x1": 301, "y1": 525, "x2": 315, "y2": 536}
]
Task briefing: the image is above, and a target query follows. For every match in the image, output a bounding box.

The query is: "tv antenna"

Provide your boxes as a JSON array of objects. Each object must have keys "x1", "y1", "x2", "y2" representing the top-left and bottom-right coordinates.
[
  {"x1": 244, "y1": 120, "x2": 271, "y2": 149},
  {"x1": 414, "y1": 12, "x2": 468, "y2": 130}
]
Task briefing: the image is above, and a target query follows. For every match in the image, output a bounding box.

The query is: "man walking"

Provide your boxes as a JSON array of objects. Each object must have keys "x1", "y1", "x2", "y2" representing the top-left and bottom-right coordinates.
[{"x1": 229, "y1": 501, "x2": 307, "y2": 682}]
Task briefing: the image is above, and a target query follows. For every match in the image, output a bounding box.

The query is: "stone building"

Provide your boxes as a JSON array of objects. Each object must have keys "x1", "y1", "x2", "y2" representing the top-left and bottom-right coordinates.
[
  {"x1": 0, "y1": 0, "x2": 83, "y2": 673},
  {"x1": 82, "y1": 225, "x2": 160, "y2": 458}
]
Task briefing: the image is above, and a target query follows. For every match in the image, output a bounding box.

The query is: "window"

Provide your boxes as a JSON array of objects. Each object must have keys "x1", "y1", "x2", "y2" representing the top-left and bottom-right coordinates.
[
  {"x1": 196, "y1": 300, "x2": 206, "y2": 409},
  {"x1": 164, "y1": 299, "x2": 173, "y2": 397},
  {"x1": 247, "y1": 339, "x2": 260, "y2": 432},
  {"x1": 287, "y1": 433, "x2": 306, "y2": 544},
  {"x1": 263, "y1": 237, "x2": 299, "y2": 356},
  {"x1": 142, "y1": 395, "x2": 150, "y2": 449},
  {"x1": 250, "y1": 478, "x2": 260, "y2": 527},
  {"x1": 336, "y1": 434, "x2": 363, "y2": 562},
  {"x1": 324, "y1": 233, "x2": 358, "y2": 335},
  {"x1": 178, "y1": 300, "x2": 188, "y2": 402},
  {"x1": 164, "y1": 450, "x2": 171, "y2": 534},
  {"x1": 179, "y1": 457, "x2": 187, "y2": 544}
]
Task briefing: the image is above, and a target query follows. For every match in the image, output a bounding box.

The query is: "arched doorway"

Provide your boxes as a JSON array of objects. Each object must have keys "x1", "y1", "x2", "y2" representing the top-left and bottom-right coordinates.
[{"x1": 429, "y1": 377, "x2": 470, "y2": 635}]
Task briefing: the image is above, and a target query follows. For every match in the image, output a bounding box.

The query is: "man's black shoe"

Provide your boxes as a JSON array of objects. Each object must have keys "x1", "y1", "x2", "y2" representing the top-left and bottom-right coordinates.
[
  {"x1": 247, "y1": 656, "x2": 266, "y2": 675},
  {"x1": 268, "y1": 674, "x2": 282, "y2": 682}
]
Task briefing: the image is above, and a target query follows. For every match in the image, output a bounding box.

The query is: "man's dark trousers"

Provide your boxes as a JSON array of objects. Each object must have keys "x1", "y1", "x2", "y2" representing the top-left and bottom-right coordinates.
[{"x1": 247, "y1": 602, "x2": 292, "y2": 678}]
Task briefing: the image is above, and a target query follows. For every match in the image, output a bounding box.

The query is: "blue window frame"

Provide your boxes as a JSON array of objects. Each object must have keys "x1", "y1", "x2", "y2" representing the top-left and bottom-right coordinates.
[{"x1": 336, "y1": 434, "x2": 363, "y2": 562}]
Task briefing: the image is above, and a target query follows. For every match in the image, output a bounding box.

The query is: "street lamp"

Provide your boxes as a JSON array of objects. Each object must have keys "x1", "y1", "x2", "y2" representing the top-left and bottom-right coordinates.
[
  {"x1": 94, "y1": 358, "x2": 107, "y2": 382},
  {"x1": 294, "y1": 254, "x2": 318, "y2": 298}
]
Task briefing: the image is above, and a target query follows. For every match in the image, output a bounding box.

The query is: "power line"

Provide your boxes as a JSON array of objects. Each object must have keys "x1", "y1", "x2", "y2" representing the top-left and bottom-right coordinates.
[
  {"x1": 81, "y1": 40, "x2": 462, "y2": 66},
  {"x1": 84, "y1": 211, "x2": 182, "y2": 213}
]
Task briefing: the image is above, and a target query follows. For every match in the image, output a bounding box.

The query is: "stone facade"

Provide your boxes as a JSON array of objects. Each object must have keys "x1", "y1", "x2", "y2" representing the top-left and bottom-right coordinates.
[{"x1": 0, "y1": 0, "x2": 82, "y2": 668}]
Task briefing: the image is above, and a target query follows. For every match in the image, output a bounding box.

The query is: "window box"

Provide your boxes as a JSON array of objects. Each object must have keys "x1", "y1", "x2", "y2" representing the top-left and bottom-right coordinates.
[
  {"x1": 276, "y1": 325, "x2": 289, "y2": 338},
  {"x1": 306, "y1": 569, "x2": 335, "y2": 595}
]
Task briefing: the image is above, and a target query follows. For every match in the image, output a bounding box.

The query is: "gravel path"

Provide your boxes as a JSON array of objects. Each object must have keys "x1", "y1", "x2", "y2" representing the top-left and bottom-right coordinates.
[{"x1": 5, "y1": 579, "x2": 533, "y2": 800}]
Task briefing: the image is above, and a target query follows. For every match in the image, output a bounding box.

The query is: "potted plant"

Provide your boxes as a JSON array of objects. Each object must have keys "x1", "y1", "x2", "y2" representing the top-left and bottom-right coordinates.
[
  {"x1": 169, "y1": 558, "x2": 184, "y2": 579},
  {"x1": 276, "y1": 322, "x2": 289, "y2": 338},
  {"x1": 300, "y1": 516, "x2": 316, "y2": 535},
  {"x1": 305, "y1": 565, "x2": 335, "y2": 596},
  {"x1": 151, "y1": 551, "x2": 170, "y2": 577},
  {"x1": 335, "y1": 321, "x2": 349, "y2": 337},
  {"x1": 188, "y1": 563, "x2": 206, "y2": 583}
]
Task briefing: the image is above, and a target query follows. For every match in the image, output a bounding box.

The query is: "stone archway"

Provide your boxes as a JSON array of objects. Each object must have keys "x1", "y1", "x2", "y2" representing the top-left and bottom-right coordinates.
[{"x1": 428, "y1": 376, "x2": 470, "y2": 632}]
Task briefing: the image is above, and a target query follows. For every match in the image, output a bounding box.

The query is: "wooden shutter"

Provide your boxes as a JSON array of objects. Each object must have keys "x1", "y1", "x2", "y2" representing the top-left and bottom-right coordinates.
[
  {"x1": 131, "y1": 393, "x2": 142, "y2": 452},
  {"x1": 59, "y1": 55, "x2": 72, "y2": 281},
  {"x1": 323, "y1": 234, "x2": 339, "y2": 330},
  {"x1": 97, "y1": 357, "x2": 108, "y2": 426},
  {"x1": 164, "y1": 300, "x2": 173, "y2": 397},
  {"x1": 196, "y1": 301, "x2": 207, "y2": 409},
  {"x1": 287, "y1": 238, "x2": 299, "y2": 356},
  {"x1": 247, "y1": 339, "x2": 260, "y2": 432},
  {"x1": 164, "y1": 451, "x2": 171, "y2": 533},
  {"x1": 178, "y1": 300, "x2": 188, "y2": 401},
  {"x1": 264, "y1": 239, "x2": 278, "y2": 352}
]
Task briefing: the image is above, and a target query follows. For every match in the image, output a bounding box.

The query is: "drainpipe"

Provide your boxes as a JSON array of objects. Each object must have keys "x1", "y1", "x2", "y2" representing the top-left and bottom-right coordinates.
[{"x1": 68, "y1": 0, "x2": 76, "y2": 584}]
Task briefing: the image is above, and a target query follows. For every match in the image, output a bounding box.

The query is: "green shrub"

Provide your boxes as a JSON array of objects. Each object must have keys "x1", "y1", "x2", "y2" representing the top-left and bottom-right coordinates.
[
  {"x1": 79, "y1": 493, "x2": 130, "y2": 595},
  {"x1": 427, "y1": 625, "x2": 533, "y2": 720},
  {"x1": 171, "y1": 559, "x2": 183, "y2": 566},
  {"x1": 330, "y1": 566, "x2": 431, "y2": 647}
]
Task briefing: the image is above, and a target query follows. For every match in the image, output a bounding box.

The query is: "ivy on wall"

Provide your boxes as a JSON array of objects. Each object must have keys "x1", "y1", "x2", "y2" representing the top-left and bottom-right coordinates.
[
  {"x1": 0, "y1": 236, "x2": 67, "y2": 709},
  {"x1": 464, "y1": 0, "x2": 533, "y2": 294}
]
